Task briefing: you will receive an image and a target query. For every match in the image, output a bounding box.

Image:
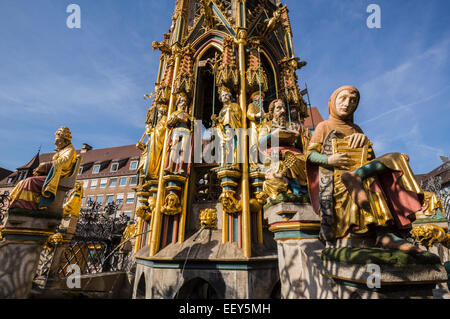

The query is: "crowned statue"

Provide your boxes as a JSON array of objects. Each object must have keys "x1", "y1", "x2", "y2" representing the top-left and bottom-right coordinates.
[
  {"x1": 306, "y1": 85, "x2": 426, "y2": 254},
  {"x1": 9, "y1": 127, "x2": 77, "y2": 211},
  {"x1": 164, "y1": 93, "x2": 194, "y2": 174},
  {"x1": 137, "y1": 103, "x2": 168, "y2": 181},
  {"x1": 212, "y1": 86, "x2": 242, "y2": 167}
]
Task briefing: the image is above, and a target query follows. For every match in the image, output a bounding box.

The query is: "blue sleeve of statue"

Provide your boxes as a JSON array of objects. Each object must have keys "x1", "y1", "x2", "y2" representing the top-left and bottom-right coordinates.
[{"x1": 38, "y1": 165, "x2": 56, "y2": 209}]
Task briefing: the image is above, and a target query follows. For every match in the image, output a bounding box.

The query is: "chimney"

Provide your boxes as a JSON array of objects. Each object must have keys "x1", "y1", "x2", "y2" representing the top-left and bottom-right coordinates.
[{"x1": 81, "y1": 143, "x2": 93, "y2": 153}]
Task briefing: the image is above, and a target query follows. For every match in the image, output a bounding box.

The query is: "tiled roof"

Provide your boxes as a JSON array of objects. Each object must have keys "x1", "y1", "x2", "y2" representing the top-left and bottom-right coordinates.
[
  {"x1": 304, "y1": 107, "x2": 324, "y2": 130},
  {"x1": 77, "y1": 144, "x2": 141, "y2": 179},
  {"x1": 0, "y1": 168, "x2": 13, "y2": 182},
  {"x1": 0, "y1": 144, "x2": 141, "y2": 187},
  {"x1": 415, "y1": 161, "x2": 450, "y2": 186},
  {"x1": 17, "y1": 151, "x2": 40, "y2": 170}
]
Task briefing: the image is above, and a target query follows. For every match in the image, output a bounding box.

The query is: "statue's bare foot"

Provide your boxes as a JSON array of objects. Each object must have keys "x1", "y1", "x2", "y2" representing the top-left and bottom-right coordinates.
[{"x1": 376, "y1": 232, "x2": 424, "y2": 254}]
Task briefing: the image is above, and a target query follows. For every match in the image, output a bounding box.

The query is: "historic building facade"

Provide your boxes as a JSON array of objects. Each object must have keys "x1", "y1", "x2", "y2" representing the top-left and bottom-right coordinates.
[{"x1": 0, "y1": 144, "x2": 141, "y2": 220}]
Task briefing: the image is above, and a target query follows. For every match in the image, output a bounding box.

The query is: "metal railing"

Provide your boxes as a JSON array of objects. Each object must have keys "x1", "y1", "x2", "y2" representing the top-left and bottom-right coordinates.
[
  {"x1": 0, "y1": 191, "x2": 9, "y2": 226},
  {"x1": 57, "y1": 200, "x2": 133, "y2": 278}
]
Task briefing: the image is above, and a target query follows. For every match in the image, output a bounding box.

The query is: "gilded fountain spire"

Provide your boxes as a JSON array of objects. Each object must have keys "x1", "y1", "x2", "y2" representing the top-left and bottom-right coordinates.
[{"x1": 134, "y1": 0, "x2": 311, "y2": 259}]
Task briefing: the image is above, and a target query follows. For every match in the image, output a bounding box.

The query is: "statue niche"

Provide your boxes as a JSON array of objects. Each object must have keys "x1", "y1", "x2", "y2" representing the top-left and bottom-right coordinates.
[
  {"x1": 137, "y1": 104, "x2": 168, "y2": 181},
  {"x1": 164, "y1": 93, "x2": 195, "y2": 175},
  {"x1": 259, "y1": 99, "x2": 308, "y2": 206},
  {"x1": 211, "y1": 86, "x2": 242, "y2": 167}
]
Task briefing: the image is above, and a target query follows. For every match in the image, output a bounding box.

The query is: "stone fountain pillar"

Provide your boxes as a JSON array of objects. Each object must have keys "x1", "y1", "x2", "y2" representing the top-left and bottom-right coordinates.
[
  {"x1": 0, "y1": 210, "x2": 62, "y2": 298},
  {"x1": 264, "y1": 202, "x2": 337, "y2": 299},
  {"x1": 32, "y1": 210, "x2": 80, "y2": 290}
]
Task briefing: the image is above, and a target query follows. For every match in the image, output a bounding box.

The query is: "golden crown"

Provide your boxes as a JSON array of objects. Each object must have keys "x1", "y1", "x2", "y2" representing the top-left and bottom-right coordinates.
[
  {"x1": 55, "y1": 126, "x2": 72, "y2": 141},
  {"x1": 218, "y1": 86, "x2": 232, "y2": 96}
]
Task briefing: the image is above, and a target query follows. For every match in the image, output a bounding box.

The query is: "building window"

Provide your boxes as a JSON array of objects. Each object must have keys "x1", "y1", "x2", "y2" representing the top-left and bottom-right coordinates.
[
  {"x1": 126, "y1": 193, "x2": 135, "y2": 204},
  {"x1": 7, "y1": 177, "x2": 13, "y2": 184},
  {"x1": 100, "y1": 178, "x2": 108, "y2": 189},
  {"x1": 109, "y1": 178, "x2": 117, "y2": 187},
  {"x1": 83, "y1": 181, "x2": 88, "y2": 188},
  {"x1": 129, "y1": 160, "x2": 138, "y2": 170},
  {"x1": 129, "y1": 175, "x2": 137, "y2": 186},
  {"x1": 124, "y1": 211, "x2": 132, "y2": 219},
  {"x1": 78, "y1": 166, "x2": 83, "y2": 175},
  {"x1": 111, "y1": 162, "x2": 119, "y2": 172},
  {"x1": 119, "y1": 177, "x2": 127, "y2": 187},
  {"x1": 96, "y1": 195, "x2": 104, "y2": 205},
  {"x1": 90, "y1": 179, "x2": 98, "y2": 189},
  {"x1": 116, "y1": 193, "x2": 124, "y2": 204},
  {"x1": 81, "y1": 197, "x2": 85, "y2": 207},
  {"x1": 86, "y1": 196, "x2": 94, "y2": 205},
  {"x1": 106, "y1": 195, "x2": 114, "y2": 204},
  {"x1": 92, "y1": 164, "x2": 100, "y2": 174}
]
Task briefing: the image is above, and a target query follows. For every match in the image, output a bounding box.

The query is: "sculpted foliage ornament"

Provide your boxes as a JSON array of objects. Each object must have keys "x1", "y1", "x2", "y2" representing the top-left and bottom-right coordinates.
[
  {"x1": 135, "y1": 205, "x2": 152, "y2": 222},
  {"x1": 216, "y1": 36, "x2": 239, "y2": 91},
  {"x1": 279, "y1": 57, "x2": 308, "y2": 118},
  {"x1": 174, "y1": 45, "x2": 196, "y2": 97},
  {"x1": 411, "y1": 225, "x2": 450, "y2": 248},
  {"x1": 245, "y1": 40, "x2": 268, "y2": 94},
  {"x1": 45, "y1": 233, "x2": 64, "y2": 249}
]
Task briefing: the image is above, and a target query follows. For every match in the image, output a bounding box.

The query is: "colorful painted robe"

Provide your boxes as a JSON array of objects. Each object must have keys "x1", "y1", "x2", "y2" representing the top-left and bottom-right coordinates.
[
  {"x1": 306, "y1": 86, "x2": 424, "y2": 241},
  {"x1": 9, "y1": 144, "x2": 77, "y2": 211}
]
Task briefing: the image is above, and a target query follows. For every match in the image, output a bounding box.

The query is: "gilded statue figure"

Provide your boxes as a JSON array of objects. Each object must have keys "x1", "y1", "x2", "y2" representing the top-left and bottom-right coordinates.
[
  {"x1": 306, "y1": 85, "x2": 425, "y2": 254},
  {"x1": 262, "y1": 149, "x2": 288, "y2": 200},
  {"x1": 260, "y1": 99, "x2": 308, "y2": 202},
  {"x1": 212, "y1": 86, "x2": 242, "y2": 166},
  {"x1": 164, "y1": 93, "x2": 194, "y2": 174},
  {"x1": 120, "y1": 221, "x2": 137, "y2": 251},
  {"x1": 9, "y1": 127, "x2": 77, "y2": 211},
  {"x1": 137, "y1": 104, "x2": 168, "y2": 181},
  {"x1": 417, "y1": 191, "x2": 446, "y2": 218},
  {"x1": 62, "y1": 182, "x2": 84, "y2": 217},
  {"x1": 135, "y1": 196, "x2": 155, "y2": 222},
  {"x1": 247, "y1": 91, "x2": 266, "y2": 166}
]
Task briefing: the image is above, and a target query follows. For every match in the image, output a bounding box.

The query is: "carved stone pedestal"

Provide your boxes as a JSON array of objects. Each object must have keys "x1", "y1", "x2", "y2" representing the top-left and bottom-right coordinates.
[
  {"x1": 265, "y1": 202, "x2": 332, "y2": 298},
  {"x1": 322, "y1": 258, "x2": 448, "y2": 299},
  {"x1": 0, "y1": 211, "x2": 61, "y2": 298},
  {"x1": 33, "y1": 213, "x2": 80, "y2": 289},
  {"x1": 265, "y1": 202, "x2": 449, "y2": 299}
]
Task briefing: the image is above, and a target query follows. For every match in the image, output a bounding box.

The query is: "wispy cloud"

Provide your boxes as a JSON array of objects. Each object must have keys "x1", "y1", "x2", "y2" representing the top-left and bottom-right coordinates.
[{"x1": 360, "y1": 84, "x2": 450, "y2": 125}]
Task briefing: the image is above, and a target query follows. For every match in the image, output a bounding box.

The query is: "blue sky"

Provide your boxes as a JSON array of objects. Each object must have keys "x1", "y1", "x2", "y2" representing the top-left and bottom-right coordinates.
[{"x1": 0, "y1": 0, "x2": 448, "y2": 174}]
